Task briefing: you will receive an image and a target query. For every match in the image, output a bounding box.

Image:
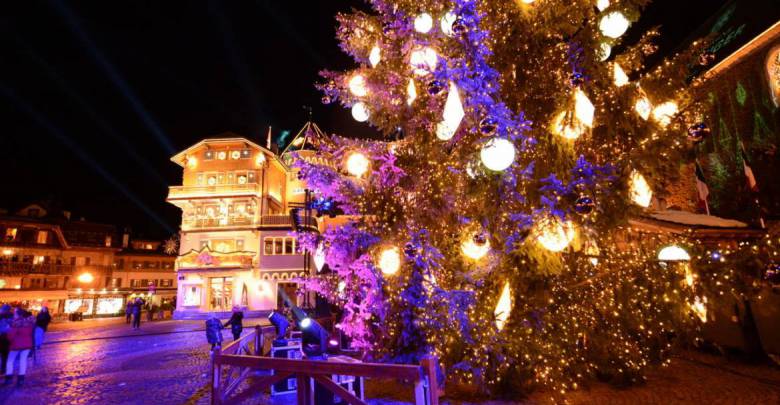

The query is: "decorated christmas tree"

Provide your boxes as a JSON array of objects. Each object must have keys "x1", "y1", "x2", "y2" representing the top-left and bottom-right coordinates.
[{"x1": 292, "y1": 0, "x2": 723, "y2": 396}]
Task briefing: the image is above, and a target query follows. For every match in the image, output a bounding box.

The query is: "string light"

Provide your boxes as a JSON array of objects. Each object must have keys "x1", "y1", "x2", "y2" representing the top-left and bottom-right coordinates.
[
  {"x1": 495, "y1": 282, "x2": 512, "y2": 331},
  {"x1": 535, "y1": 217, "x2": 576, "y2": 252},
  {"x1": 378, "y1": 247, "x2": 401, "y2": 275},
  {"x1": 348, "y1": 74, "x2": 368, "y2": 97},
  {"x1": 369, "y1": 46, "x2": 381, "y2": 67},
  {"x1": 440, "y1": 11, "x2": 457, "y2": 36},
  {"x1": 406, "y1": 79, "x2": 417, "y2": 106},
  {"x1": 613, "y1": 63, "x2": 629, "y2": 87},
  {"x1": 345, "y1": 151, "x2": 370, "y2": 177},
  {"x1": 480, "y1": 138, "x2": 515, "y2": 171},
  {"x1": 409, "y1": 47, "x2": 438, "y2": 76},
  {"x1": 629, "y1": 170, "x2": 653, "y2": 207},
  {"x1": 599, "y1": 12, "x2": 630, "y2": 38},
  {"x1": 351, "y1": 102, "x2": 370, "y2": 122},
  {"x1": 413, "y1": 13, "x2": 433, "y2": 33}
]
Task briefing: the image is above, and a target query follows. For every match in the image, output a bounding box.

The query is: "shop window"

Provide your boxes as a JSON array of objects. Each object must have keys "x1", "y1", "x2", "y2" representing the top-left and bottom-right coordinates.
[
  {"x1": 37, "y1": 230, "x2": 48, "y2": 244},
  {"x1": 768, "y1": 46, "x2": 780, "y2": 107},
  {"x1": 4, "y1": 228, "x2": 17, "y2": 242}
]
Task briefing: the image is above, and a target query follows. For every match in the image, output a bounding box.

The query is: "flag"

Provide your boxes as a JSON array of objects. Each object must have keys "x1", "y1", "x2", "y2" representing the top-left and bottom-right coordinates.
[
  {"x1": 739, "y1": 140, "x2": 759, "y2": 192},
  {"x1": 694, "y1": 161, "x2": 709, "y2": 214}
]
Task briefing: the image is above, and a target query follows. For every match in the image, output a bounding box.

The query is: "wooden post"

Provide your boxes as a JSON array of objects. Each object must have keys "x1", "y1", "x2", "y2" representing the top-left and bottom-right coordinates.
[
  {"x1": 413, "y1": 378, "x2": 426, "y2": 405},
  {"x1": 255, "y1": 325, "x2": 262, "y2": 356},
  {"x1": 420, "y1": 356, "x2": 440, "y2": 405},
  {"x1": 211, "y1": 347, "x2": 222, "y2": 405},
  {"x1": 296, "y1": 374, "x2": 312, "y2": 405}
]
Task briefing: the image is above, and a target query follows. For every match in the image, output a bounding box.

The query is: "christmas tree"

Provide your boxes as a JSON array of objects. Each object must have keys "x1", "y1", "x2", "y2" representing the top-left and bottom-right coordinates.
[{"x1": 293, "y1": 0, "x2": 717, "y2": 396}]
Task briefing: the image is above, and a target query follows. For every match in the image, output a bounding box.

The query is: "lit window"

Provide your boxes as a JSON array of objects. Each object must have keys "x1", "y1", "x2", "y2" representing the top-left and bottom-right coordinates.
[
  {"x1": 241, "y1": 149, "x2": 251, "y2": 159},
  {"x1": 204, "y1": 150, "x2": 214, "y2": 160},
  {"x1": 37, "y1": 230, "x2": 48, "y2": 244},
  {"x1": 264, "y1": 238, "x2": 275, "y2": 255},
  {"x1": 105, "y1": 235, "x2": 112, "y2": 247},
  {"x1": 230, "y1": 150, "x2": 241, "y2": 160},
  {"x1": 274, "y1": 238, "x2": 284, "y2": 255},
  {"x1": 196, "y1": 173, "x2": 204, "y2": 185},
  {"x1": 247, "y1": 171, "x2": 256, "y2": 183},
  {"x1": 217, "y1": 151, "x2": 227, "y2": 160},
  {"x1": 284, "y1": 238, "x2": 294, "y2": 255},
  {"x1": 4, "y1": 228, "x2": 17, "y2": 242},
  {"x1": 237, "y1": 175, "x2": 247, "y2": 184},
  {"x1": 236, "y1": 240, "x2": 244, "y2": 251},
  {"x1": 768, "y1": 47, "x2": 780, "y2": 107},
  {"x1": 207, "y1": 176, "x2": 217, "y2": 186}
]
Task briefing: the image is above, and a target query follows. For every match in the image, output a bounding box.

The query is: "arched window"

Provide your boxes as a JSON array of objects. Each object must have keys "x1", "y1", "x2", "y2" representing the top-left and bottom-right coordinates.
[{"x1": 768, "y1": 46, "x2": 780, "y2": 107}]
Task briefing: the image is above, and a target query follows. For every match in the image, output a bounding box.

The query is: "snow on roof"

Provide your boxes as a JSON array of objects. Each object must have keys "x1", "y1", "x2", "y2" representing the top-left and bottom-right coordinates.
[{"x1": 648, "y1": 210, "x2": 748, "y2": 228}]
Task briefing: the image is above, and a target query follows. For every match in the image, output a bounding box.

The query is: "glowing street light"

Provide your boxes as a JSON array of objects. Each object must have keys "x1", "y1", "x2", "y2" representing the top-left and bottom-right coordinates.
[{"x1": 78, "y1": 272, "x2": 95, "y2": 283}]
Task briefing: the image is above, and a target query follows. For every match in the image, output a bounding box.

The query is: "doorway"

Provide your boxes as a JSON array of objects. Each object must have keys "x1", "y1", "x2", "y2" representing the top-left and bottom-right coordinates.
[{"x1": 209, "y1": 277, "x2": 233, "y2": 311}]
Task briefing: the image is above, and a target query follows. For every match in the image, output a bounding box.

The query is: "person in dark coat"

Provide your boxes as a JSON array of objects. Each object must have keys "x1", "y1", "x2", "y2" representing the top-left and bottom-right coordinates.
[
  {"x1": 131, "y1": 297, "x2": 144, "y2": 330},
  {"x1": 34, "y1": 306, "x2": 51, "y2": 350},
  {"x1": 224, "y1": 306, "x2": 243, "y2": 341},
  {"x1": 125, "y1": 301, "x2": 133, "y2": 324},
  {"x1": 205, "y1": 313, "x2": 223, "y2": 350}
]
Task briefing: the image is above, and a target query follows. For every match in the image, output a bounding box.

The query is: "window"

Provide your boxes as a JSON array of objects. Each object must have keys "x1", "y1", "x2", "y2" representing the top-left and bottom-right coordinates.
[
  {"x1": 106, "y1": 278, "x2": 121, "y2": 288},
  {"x1": 115, "y1": 259, "x2": 125, "y2": 269},
  {"x1": 241, "y1": 149, "x2": 251, "y2": 159},
  {"x1": 196, "y1": 173, "x2": 204, "y2": 185},
  {"x1": 37, "y1": 230, "x2": 48, "y2": 244},
  {"x1": 132, "y1": 261, "x2": 142, "y2": 269},
  {"x1": 263, "y1": 237, "x2": 299, "y2": 255},
  {"x1": 768, "y1": 46, "x2": 780, "y2": 107},
  {"x1": 130, "y1": 279, "x2": 139, "y2": 288},
  {"x1": 264, "y1": 238, "x2": 274, "y2": 255},
  {"x1": 70, "y1": 257, "x2": 77, "y2": 265},
  {"x1": 160, "y1": 279, "x2": 173, "y2": 288},
  {"x1": 285, "y1": 239, "x2": 294, "y2": 255},
  {"x1": 162, "y1": 261, "x2": 174, "y2": 270},
  {"x1": 236, "y1": 239, "x2": 244, "y2": 251},
  {"x1": 4, "y1": 228, "x2": 17, "y2": 242},
  {"x1": 44, "y1": 278, "x2": 59, "y2": 289},
  {"x1": 105, "y1": 236, "x2": 112, "y2": 247},
  {"x1": 204, "y1": 150, "x2": 214, "y2": 160},
  {"x1": 85, "y1": 257, "x2": 91, "y2": 265}
]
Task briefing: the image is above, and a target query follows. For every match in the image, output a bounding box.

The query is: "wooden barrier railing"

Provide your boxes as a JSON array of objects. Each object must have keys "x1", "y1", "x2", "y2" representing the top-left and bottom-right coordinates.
[{"x1": 211, "y1": 326, "x2": 439, "y2": 405}]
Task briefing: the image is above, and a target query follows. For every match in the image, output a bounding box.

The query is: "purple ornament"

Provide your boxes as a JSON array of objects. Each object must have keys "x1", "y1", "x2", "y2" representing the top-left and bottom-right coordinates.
[
  {"x1": 574, "y1": 196, "x2": 595, "y2": 215},
  {"x1": 451, "y1": 18, "x2": 467, "y2": 35},
  {"x1": 321, "y1": 95, "x2": 332, "y2": 105},
  {"x1": 687, "y1": 123, "x2": 710, "y2": 144},
  {"x1": 427, "y1": 79, "x2": 444, "y2": 95},
  {"x1": 569, "y1": 72, "x2": 585, "y2": 87},
  {"x1": 479, "y1": 118, "x2": 497, "y2": 136}
]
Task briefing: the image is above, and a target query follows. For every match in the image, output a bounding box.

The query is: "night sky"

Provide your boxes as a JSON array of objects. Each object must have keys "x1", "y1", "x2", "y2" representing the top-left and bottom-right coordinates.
[{"x1": 0, "y1": 0, "x2": 736, "y2": 238}]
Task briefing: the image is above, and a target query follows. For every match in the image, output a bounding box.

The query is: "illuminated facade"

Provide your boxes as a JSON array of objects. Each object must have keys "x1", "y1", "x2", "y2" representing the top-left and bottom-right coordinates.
[{"x1": 168, "y1": 128, "x2": 325, "y2": 318}]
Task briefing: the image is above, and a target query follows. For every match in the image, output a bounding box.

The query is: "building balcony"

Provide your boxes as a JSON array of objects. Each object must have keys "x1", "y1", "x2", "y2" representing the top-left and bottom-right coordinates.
[
  {"x1": 167, "y1": 183, "x2": 261, "y2": 200},
  {"x1": 177, "y1": 251, "x2": 255, "y2": 271},
  {"x1": 180, "y1": 215, "x2": 318, "y2": 230},
  {"x1": 0, "y1": 262, "x2": 113, "y2": 276}
]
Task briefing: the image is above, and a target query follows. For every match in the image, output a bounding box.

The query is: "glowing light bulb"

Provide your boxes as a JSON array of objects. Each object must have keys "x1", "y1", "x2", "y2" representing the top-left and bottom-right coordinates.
[
  {"x1": 351, "y1": 102, "x2": 369, "y2": 122},
  {"x1": 348, "y1": 75, "x2": 368, "y2": 97},
  {"x1": 613, "y1": 63, "x2": 629, "y2": 87},
  {"x1": 440, "y1": 11, "x2": 456, "y2": 36},
  {"x1": 300, "y1": 318, "x2": 312, "y2": 328},
  {"x1": 658, "y1": 245, "x2": 691, "y2": 261},
  {"x1": 495, "y1": 282, "x2": 512, "y2": 331},
  {"x1": 435, "y1": 81, "x2": 464, "y2": 141},
  {"x1": 480, "y1": 138, "x2": 515, "y2": 171},
  {"x1": 369, "y1": 46, "x2": 381, "y2": 67},
  {"x1": 635, "y1": 96, "x2": 652, "y2": 120},
  {"x1": 652, "y1": 101, "x2": 678, "y2": 127},
  {"x1": 414, "y1": 13, "x2": 433, "y2": 33},
  {"x1": 406, "y1": 79, "x2": 417, "y2": 106},
  {"x1": 599, "y1": 11, "x2": 630, "y2": 38},
  {"x1": 461, "y1": 238, "x2": 490, "y2": 260},
  {"x1": 574, "y1": 89, "x2": 594, "y2": 127},
  {"x1": 378, "y1": 247, "x2": 401, "y2": 275},
  {"x1": 255, "y1": 153, "x2": 266, "y2": 166},
  {"x1": 535, "y1": 217, "x2": 576, "y2": 252},
  {"x1": 346, "y1": 152, "x2": 370, "y2": 177},
  {"x1": 409, "y1": 47, "x2": 437, "y2": 76},
  {"x1": 186, "y1": 156, "x2": 197, "y2": 169},
  {"x1": 596, "y1": 0, "x2": 610, "y2": 11},
  {"x1": 78, "y1": 273, "x2": 94, "y2": 283},
  {"x1": 629, "y1": 170, "x2": 653, "y2": 208},
  {"x1": 598, "y1": 42, "x2": 612, "y2": 61}
]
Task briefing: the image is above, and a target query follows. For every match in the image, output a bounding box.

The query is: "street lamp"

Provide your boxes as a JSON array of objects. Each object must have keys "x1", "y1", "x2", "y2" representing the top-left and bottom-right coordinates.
[{"x1": 77, "y1": 272, "x2": 94, "y2": 283}]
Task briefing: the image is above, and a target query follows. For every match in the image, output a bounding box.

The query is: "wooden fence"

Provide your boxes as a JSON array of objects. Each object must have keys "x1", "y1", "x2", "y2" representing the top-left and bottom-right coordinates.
[{"x1": 211, "y1": 325, "x2": 439, "y2": 405}]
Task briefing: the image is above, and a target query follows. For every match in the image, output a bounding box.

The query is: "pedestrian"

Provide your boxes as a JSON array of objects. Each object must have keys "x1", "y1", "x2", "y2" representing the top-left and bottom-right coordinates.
[
  {"x1": 0, "y1": 305, "x2": 12, "y2": 374},
  {"x1": 224, "y1": 306, "x2": 244, "y2": 341},
  {"x1": 5, "y1": 308, "x2": 35, "y2": 386},
  {"x1": 131, "y1": 297, "x2": 144, "y2": 330},
  {"x1": 205, "y1": 313, "x2": 223, "y2": 350},
  {"x1": 34, "y1": 306, "x2": 51, "y2": 353},
  {"x1": 125, "y1": 301, "x2": 133, "y2": 324}
]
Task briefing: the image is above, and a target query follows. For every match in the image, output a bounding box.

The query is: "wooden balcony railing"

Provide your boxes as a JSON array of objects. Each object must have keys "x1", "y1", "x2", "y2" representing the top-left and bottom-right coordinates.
[
  {"x1": 0, "y1": 262, "x2": 113, "y2": 276},
  {"x1": 168, "y1": 183, "x2": 261, "y2": 199},
  {"x1": 182, "y1": 217, "x2": 254, "y2": 229}
]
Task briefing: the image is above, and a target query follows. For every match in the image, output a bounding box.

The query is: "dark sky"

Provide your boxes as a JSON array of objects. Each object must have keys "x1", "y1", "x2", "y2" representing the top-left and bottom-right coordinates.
[{"x1": 0, "y1": 0, "x2": 739, "y2": 238}]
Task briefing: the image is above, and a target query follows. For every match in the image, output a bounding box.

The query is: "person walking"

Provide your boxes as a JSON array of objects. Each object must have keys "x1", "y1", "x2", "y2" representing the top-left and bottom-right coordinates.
[
  {"x1": 205, "y1": 313, "x2": 223, "y2": 350},
  {"x1": 32, "y1": 306, "x2": 51, "y2": 364},
  {"x1": 0, "y1": 305, "x2": 13, "y2": 374},
  {"x1": 125, "y1": 301, "x2": 133, "y2": 324},
  {"x1": 131, "y1": 297, "x2": 144, "y2": 330},
  {"x1": 224, "y1": 306, "x2": 244, "y2": 341},
  {"x1": 5, "y1": 308, "x2": 35, "y2": 386}
]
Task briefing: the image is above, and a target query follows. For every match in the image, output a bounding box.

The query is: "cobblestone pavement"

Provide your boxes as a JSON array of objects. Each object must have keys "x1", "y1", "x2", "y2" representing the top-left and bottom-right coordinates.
[{"x1": 0, "y1": 319, "x2": 778, "y2": 404}]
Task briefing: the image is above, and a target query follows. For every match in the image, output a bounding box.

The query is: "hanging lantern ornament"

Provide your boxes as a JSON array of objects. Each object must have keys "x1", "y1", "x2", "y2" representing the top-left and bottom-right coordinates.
[
  {"x1": 403, "y1": 242, "x2": 419, "y2": 258},
  {"x1": 378, "y1": 247, "x2": 401, "y2": 276},
  {"x1": 599, "y1": 11, "x2": 630, "y2": 39},
  {"x1": 687, "y1": 122, "x2": 711, "y2": 144},
  {"x1": 479, "y1": 117, "x2": 498, "y2": 136},
  {"x1": 345, "y1": 152, "x2": 370, "y2": 177},
  {"x1": 569, "y1": 72, "x2": 585, "y2": 87},
  {"x1": 413, "y1": 13, "x2": 434, "y2": 34},
  {"x1": 574, "y1": 196, "x2": 595, "y2": 215},
  {"x1": 480, "y1": 138, "x2": 515, "y2": 171},
  {"x1": 427, "y1": 79, "x2": 445, "y2": 96},
  {"x1": 351, "y1": 102, "x2": 370, "y2": 122}
]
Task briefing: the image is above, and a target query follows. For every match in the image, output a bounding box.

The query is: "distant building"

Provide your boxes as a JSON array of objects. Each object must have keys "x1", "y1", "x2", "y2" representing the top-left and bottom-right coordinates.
[
  {"x1": 0, "y1": 202, "x2": 176, "y2": 317},
  {"x1": 167, "y1": 124, "x2": 332, "y2": 318}
]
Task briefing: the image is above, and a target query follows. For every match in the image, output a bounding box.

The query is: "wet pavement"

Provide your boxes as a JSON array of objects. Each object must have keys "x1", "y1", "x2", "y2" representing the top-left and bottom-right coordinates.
[{"x1": 0, "y1": 318, "x2": 778, "y2": 404}]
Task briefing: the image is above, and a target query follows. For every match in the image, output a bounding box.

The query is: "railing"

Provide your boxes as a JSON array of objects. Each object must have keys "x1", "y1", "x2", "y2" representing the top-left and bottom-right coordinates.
[
  {"x1": 183, "y1": 217, "x2": 254, "y2": 229},
  {"x1": 168, "y1": 184, "x2": 261, "y2": 199},
  {"x1": 211, "y1": 326, "x2": 439, "y2": 405},
  {"x1": 259, "y1": 215, "x2": 318, "y2": 228},
  {"x1": 0, "y1": 262, "x2": 113, "y2": 276}
]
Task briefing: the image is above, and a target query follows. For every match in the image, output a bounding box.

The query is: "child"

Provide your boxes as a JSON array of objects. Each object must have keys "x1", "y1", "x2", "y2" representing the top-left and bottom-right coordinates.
[{"x1": 205, "y1": 313, "x2": 223, "y2": 350}]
